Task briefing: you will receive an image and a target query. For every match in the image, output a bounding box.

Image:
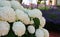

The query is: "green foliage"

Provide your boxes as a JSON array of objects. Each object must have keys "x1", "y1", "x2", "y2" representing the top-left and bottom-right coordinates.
[{"x1": 33, "y1": 18, "x2": 40, "y2": 29}]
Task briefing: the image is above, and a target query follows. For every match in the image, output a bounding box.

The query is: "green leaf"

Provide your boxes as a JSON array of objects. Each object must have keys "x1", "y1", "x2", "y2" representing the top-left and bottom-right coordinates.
[{"x1": 33, "y1": 18, "x2": 40, "y2": 29}]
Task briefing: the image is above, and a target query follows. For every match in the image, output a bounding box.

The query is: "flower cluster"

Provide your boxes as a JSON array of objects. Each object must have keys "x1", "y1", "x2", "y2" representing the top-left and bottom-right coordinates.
[{"x1": 0, "y1": 0, "x2": 49, "y2": 37}]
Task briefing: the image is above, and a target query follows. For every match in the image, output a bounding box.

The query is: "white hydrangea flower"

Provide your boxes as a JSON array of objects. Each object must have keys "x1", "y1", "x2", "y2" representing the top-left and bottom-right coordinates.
[
  {"x1": 22, "y1": 8, "x2": 28, "y2": 13},
  {"x1": 12, "y1": 21, "x2": 26, "y2": 36},
  {"x1": 11, "y1": 1, "x2": 24, "y2": 10},
  {"x1": 27, "y1": 25, "x2": 35, "y2": 34},
  {"x1": 0, "y1": 21, "x2": 10, "y2": 36},
  {"x1": 24, "y1": 9, "x2": 42, "y2": 18},
  {"x1": 30, "y1": 9, "x2": 42, "y2": 18},
  {"x1": 42, "y1": 28, "x2": 49, "y2": 37},
  {"x1": 32, "y1": 9, "x2": 42, "y2": 16},
  {"x1": 0, "y1": 7, "x2": 16, "y2": 22},
  {"x1": 0, "y1": 1, "x2": 11, "y2": 7},
  {"x1": 15, "y1": 9, "x2": 32, "y2": 25},
  {"x1": 39, "y1": 17, "x2": 46, "y2": 28},
  {"x1": 35, "y1": 28, "x2": 44, "y2": 37}
]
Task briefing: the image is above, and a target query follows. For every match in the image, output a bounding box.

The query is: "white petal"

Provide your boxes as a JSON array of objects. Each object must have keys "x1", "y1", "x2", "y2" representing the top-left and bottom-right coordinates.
[
  {"x1": 35, "y1": 28, "x2": 44, "y2": 37},
  {"x1": 11, "y1": 1, "x2": 24, "y2": 10},
  {"x1": 12, "y1": 21, "x2": 26, "y2": 36},
  {"x1": 0, "y1": 1, "x2": 11, "y2": 7},
  {"x1": 15, "y1": 9, "x2": 31, "y2": 25},
  {"x1": 0, "y1": 21, "x2": 10, "y2": 36},
  {"x1": 0, "y1": 7, "x2": 16, "y2": 22},
  {"x1": 42, "y1": 28, "x2": 49, "y2": 37},
  {"x1": 28, "y1": 25, "x2": 35, "y2": 34},
  {"x1": 39, "y1": 17, "x2": 46, "y2": 28}
]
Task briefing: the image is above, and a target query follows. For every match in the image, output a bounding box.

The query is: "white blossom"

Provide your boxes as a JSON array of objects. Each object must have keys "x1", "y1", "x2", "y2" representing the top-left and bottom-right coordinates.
[
  {"x1": 15, "y1": 9, "x2": 32, "y2": 25},
  {"x1": 12, "y1": 21, "x2": 26, "y2": 36},
  {"x1": 35, "y1": 28, "x2": 44, "y2": 37},
  {"x1": 0, "y1": 21, "x2": 10, "y2": 36},
  {"x1": 11, "y1": 1, "x2": 24, "y2": 10},
  {"x1": 42, "y1": 28, "x2": 49, "y2": 37},
  {"x1": 0, "y1": 7, "x2": 16, "y2": 22},
  {"x1": 24, "y1": 9, "x2": 42, "y2": 18},
  {"x1": 39, "y1": 17, "x2": 46, "y2": 28},
  {"x1": 31, "y1": 9, "x2": 42, "y2": 18},
  {"x1": 0, "y1": 1, "x2": 11, "y2": 7},
  {"x1": 27, "y1": 25, "x2": 35, "y2": 34}
]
